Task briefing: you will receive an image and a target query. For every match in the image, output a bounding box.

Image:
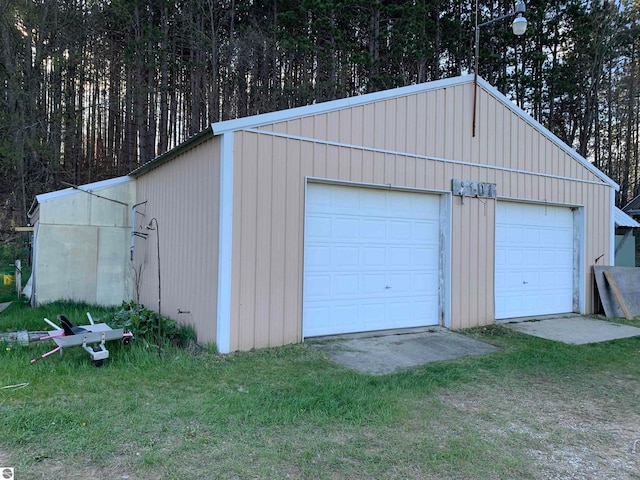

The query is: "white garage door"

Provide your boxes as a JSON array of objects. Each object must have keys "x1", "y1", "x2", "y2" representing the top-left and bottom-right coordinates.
[
  {"x1": 303, "y1": 183, "x2": 441, "y2": 337},
  {"x1": 495, "y1": 202, "x2": 575, "y2": 319}
]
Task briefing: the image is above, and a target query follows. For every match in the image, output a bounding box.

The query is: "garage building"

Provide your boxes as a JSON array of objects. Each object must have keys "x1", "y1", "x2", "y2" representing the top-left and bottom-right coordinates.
[{"x1": 130, "y1": 75, "x2": 617, "y2": 353}]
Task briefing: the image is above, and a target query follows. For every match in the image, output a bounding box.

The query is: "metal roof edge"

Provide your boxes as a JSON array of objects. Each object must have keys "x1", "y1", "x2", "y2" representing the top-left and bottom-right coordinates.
[
  {"x1": 211, "y1": 75, "x2": 473, "y2": 135},
  {"x1": 615, "y1": 207, "x2": 640, "y2": 228},
  {"x1": 129, "y1": 75, "x2": 618, "y2": 193},
  {"x1": 621, "y1": 195, "x2": 640, "y2": 213},
  {"x1": 476, "y1": 76, "x2": 619, "y2": 191},
  {"x1": 129, "y1": 127, "x2": 215, "y2": 177},
  {"x1": 34, "y1": 175, "x2": 133, "y2": 204}
]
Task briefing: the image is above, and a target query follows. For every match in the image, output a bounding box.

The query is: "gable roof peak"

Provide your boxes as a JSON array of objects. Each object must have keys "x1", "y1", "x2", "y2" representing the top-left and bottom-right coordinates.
[{"x1": 211, "y1": 75, "x2": 473, "y2": 135}]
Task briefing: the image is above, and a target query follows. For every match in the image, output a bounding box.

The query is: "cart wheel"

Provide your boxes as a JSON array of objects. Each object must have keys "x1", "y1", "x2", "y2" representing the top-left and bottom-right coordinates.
[
  {"x1": 92, "y1": 346, "x2": 104, "y2": 367},
  {"x1": 122, "y1": 337, "x2": 131, "y2": 345}
]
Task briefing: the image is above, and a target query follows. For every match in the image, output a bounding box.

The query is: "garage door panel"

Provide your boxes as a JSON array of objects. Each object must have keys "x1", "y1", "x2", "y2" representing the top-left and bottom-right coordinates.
[
  {"x1": 388, "y1": 273, "x2": 411, "y2": 293},
  {"x1": 333, "y1": 246, "x2": 359, "y2": 267},
  {"x1": 335, "y1": 217, "x2": 359, "y2": 239},
  {"x1": 334, "y1": 274, "x2": 359, "y2": 295},
  {"x1": 506, "y1": 248, "x2": 524, "y2": 265},
  {"x1": 362, "y1": 247, "x2": 386, "y2": 267},
  {"x1": 359, "y1": 219, "x2": 384, "y2": 239},
  {"x1": 305, "y1": 215, "x2": 332, "y2": 239},
  {"x1": 333, "y1": 188, "x2": 360, "y2": 209},
  {"x1": 305, "y1": 246, "x2": 330, "y2": 267},
  {"x1": 539, "y1": 249, "x2": 556, "y2": 266},
  {"x1": 388, "y1": 193, "x2": 412, "y2": 212},
  {"x1": 306, "y1": 187, "x2": 331, "y2": 209},
  {"x1": 304, "y1": 274, "x2": 331, "y2": 298},
  {"x1": 496, "y1": 202, "x2": 574, "y2": 319},
  {"x1": 503, "y1": 270, "x2": 522, "y2": 286},
  {"x1": 390, "y1": 220, "x2": 412, "y2": 240},
  {"x1": 304, "y1": 184, "x2": 441, "y2": 337},
  {"x1": 553, "y1": 270, "x2": 573, "y2": 286},
  {"x1": 360, "y1": 189, "x2": 386, "y2": 211},
  {"x1": 360, "y1": 302, "x2": 386, "y2": 321},
  {"x1": 412, "y1": 247, "x2": 437, "y2": 267},
  {"x1": 389, "y1": 247, "x2": 411, "y2": 266},
  {"x1": 362, "y1": 274, "x2": 385, "y2": 293},
  {"x1": 414, "y1": 221, "x2": 439, "y2": 242}
]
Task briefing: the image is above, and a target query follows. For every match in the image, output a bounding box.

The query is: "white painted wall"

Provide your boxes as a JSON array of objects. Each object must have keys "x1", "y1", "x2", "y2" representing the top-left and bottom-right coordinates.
[{"x1": 30, "y1": 177, "x2": 135, "y2": 306}]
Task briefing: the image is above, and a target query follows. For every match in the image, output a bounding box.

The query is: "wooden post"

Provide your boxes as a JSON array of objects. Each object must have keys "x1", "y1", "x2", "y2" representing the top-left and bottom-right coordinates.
[{"x1": 15, "y1": 259, "x2": 21, "y2": 298}]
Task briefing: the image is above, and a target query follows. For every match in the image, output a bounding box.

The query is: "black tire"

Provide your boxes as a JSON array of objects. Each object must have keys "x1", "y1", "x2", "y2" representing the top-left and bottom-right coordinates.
[{"x1": 92, "y1": 346, "x2": 104, "y2": 367}]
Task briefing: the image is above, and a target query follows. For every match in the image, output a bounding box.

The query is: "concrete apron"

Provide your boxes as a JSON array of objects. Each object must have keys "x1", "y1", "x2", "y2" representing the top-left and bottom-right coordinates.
[
  {"x1": 308, "y1": 327, "x2": 499, "y2": 375},
  {"x1": 499, "y1": 314, "x2": 640, "y2": 345},
  {"x1": 309, "y1": 315, "x2": 640, "y2": 375}
]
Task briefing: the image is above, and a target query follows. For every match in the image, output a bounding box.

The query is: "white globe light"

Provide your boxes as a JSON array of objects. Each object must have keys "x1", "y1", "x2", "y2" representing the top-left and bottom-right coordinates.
[{"x1": 512, "y1": 15, "x2": 527, "y2": 36}]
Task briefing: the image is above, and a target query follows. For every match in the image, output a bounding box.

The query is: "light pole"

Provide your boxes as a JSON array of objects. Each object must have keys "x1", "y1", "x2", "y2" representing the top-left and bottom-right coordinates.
[{"x1": 472, "y1": 0, "x2": 527, "y2": 137}]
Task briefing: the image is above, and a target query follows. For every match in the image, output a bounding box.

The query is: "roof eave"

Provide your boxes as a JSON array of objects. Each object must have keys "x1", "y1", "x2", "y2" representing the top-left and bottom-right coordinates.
[
  {"x1": 132, "y1": 75, "x2": 619, "y2": 193},
  {"x1": 614, "y1": 207, "x2": 640, "y2": 228},
  {"x1": 129, "y1": 127, "x2": 215, "y2": 178},
  {"x1": 211, "y1": 75, "x2": 473, "y2": 135}
]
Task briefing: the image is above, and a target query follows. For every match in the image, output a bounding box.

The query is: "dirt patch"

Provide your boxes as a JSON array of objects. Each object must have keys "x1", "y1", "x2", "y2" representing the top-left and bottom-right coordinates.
[
  {"x1": 8, "y1": 453, "x2": 137, "y2": 480},
  {"x1": 440, "y1": 374, "x2": 640, "y2": 479}
]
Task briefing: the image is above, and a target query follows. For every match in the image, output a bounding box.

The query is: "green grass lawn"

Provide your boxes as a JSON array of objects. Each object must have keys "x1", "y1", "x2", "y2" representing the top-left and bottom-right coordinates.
[{"x1": 1, "y1": 304, "x2": 640, "y2": 479}]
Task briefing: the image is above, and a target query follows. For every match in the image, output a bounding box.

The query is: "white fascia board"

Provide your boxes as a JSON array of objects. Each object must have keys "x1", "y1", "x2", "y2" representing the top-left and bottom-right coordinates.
[
  {"x1": 211, "y1": 76, "x2": 472, "y2": 135},
  {"x1": 35, "y1": 175, "x2": 132, "y2": 204},
  {"x1": 216, "y1": 132, "x2": 234, "y2": 354},
  {"x1": 476, "y1": 77, "x2": 619, "y2": 191},
  {"x1": 210, "y1": 74, "x2": 617, "y2": 193}
]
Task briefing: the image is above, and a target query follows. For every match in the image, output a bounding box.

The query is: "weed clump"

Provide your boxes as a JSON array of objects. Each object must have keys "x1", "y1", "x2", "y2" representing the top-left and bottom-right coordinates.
[{"x1": 108, "y1": 301, "x2": 196, "y2": 348}]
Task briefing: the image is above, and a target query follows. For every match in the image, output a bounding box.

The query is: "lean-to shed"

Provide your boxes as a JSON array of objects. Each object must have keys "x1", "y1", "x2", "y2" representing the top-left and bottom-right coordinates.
[
  {"x1": 28, "y1": 176, "x2": 135, "y2": 306},
  {"x1": 130, "y1": 75, "x2": 618, "y2": 353}
]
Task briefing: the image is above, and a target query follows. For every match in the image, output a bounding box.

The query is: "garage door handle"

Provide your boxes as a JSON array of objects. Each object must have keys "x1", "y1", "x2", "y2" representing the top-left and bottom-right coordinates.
[
  {"x1": 385, "y1": 285, "x2": 391, "y2": 289},
  {"x1": 523, "y1": 281, "x2": 528, "y2": 284}
]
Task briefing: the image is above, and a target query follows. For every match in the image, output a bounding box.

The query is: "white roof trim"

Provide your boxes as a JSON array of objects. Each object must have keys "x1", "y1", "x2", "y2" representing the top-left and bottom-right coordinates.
[
  {"x1": 211, "y1": 76, "x2": 470, "y2": 134},
  {"x1": 35, "y1": 175, "x2": 132, "y2": 204},
  {"x1": 211, "y1": 74, "x2": 618, "y2": 191},
  {"x1": 614, "y1": 207, "x2": 640, "y2": 228}
]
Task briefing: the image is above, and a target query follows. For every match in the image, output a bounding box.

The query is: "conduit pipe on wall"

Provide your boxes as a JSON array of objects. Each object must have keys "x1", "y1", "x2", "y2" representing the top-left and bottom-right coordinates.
[
  {"x1": 130, "y1": 201, "x2": 148, "y2": 261},
  {"x1": 145, "y1": 218, "x2": 162, "y2": 358}
]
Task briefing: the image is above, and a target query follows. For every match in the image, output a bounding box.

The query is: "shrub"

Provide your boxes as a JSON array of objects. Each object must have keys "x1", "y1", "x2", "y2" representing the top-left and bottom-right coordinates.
[{"x1": 108, "y1": 301, "x2": 197, "y2": 348}]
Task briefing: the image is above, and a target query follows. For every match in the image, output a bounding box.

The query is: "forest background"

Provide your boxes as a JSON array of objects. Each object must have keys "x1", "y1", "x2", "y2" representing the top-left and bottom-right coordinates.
[{"x1": 1, "y1": 0, "x2": 638, "y2": 236}]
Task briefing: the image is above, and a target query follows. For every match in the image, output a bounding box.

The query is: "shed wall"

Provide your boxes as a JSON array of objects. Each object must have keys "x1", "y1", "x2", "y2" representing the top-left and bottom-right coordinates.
[
  {"x1": 229, "y1": 126, "x2": 611, "y2": 351},
  {"x1": 134, "y1": 136, "x2": 221, "y2": 343},
  {"x1": 33, "y1": 180, "x2": 135, "y2": 306}
]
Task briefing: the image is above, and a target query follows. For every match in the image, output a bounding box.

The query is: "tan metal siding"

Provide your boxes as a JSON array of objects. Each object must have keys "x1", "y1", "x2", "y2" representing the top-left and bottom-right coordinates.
[
  {"x1": 450, "y1": 194, "x2": 496, "y2": 329},
  {"x1": 134, "y1": 136, "x2": 220, "y2": 344},
  {"x1": 255, "y1": 84, "x2": 603, "y2": 186},
  {"x1": 229, "y1": 126, "x2": 611, "y2": 351}
]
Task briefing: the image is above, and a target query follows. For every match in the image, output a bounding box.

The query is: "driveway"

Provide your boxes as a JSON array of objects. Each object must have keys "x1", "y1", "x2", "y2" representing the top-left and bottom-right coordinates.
[
  {"x1": 309, "y1": 327, "x2": 499, "y2": 375},
  {"x1": 310, "y1": 315, "x2": 640, "y2": 375}
]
